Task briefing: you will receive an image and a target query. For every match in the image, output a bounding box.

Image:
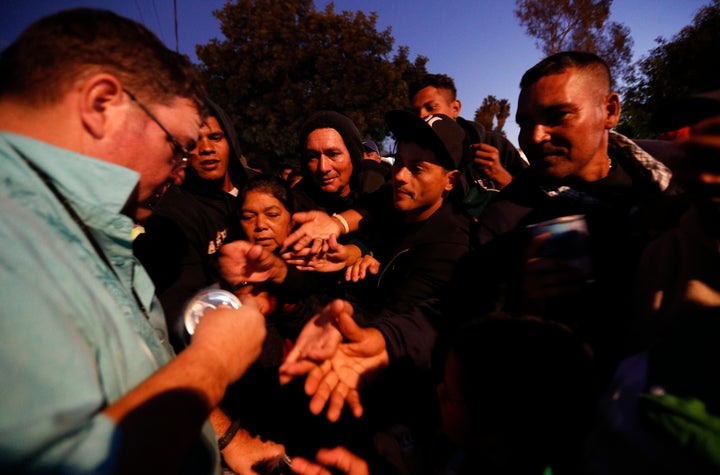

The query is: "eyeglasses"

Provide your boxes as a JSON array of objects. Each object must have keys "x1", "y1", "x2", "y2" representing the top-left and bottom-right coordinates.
[{"x1": 123, "y1": 89, "x2": 191, "y2": 171}]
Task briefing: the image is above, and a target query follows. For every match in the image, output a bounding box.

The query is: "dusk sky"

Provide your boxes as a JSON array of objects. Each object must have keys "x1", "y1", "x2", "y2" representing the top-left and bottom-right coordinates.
[{"x1": 1, "y1": 0, "x2": 710, "y2": 149}]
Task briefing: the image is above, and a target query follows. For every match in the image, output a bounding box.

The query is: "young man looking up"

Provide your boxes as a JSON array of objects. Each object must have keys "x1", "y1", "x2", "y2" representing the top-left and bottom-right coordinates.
[{"x1": 410, "y1": 73, "x2": 528, "y2": 216}]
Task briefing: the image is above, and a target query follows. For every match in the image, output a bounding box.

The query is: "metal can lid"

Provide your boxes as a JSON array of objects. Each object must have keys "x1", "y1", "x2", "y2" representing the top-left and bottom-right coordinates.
[{"x1": 183, "y1": 288, "x2": 242, "y2": 336}]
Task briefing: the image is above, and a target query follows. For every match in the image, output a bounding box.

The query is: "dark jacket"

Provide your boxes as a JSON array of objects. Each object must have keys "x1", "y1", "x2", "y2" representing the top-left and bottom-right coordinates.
[
  {"x1": 341, "y1": 189, "x2": 471, "y2": 464},
  {"x1": 134, "y1": 100, "x2": 250, "y2": 352},
  {"x1": 458, "y1": 132, "x2": 687, "y2": 382},
  {"x1": 358, "y1": 158, "x2": 392, "y2": 194},
  {"x1": 348, "y1": 186, "x2": 472, "y2": 365}
]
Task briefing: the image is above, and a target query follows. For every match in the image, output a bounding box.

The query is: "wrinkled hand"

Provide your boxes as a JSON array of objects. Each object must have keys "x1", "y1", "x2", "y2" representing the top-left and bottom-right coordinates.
[
  {"x1": 282, "y1": 210, "x2": 342, "y2": 254},
  {"x1": 289, "y1": 446, "x2": 369, "y2": 475},
  {"x1": 279, "y1": 300, "x2": 347, "y2": 384},
  {"x1": 283, "y1": 234, "x2": 360, "y2": 273},
  {"x1": 344, "y1": 254, "x2": 380, "y2": 282},
  {"x1": 219, "y1": 240, "x2": 287, "y2": 286},
  {"x1": 471, "y1": 142, "x2": 513, "y2": 190},
  {"x1": 223, "y1": 428, "x2": 288, "y2": 475},
  {"x1": 279, "y1": 299, "x2": 389, "y2": 422}
]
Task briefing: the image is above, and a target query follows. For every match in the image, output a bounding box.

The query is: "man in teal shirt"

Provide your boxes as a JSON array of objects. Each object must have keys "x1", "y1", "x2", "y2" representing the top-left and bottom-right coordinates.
[{"x1": 0, "y1": 9, "x2": 267, "y2": 474}]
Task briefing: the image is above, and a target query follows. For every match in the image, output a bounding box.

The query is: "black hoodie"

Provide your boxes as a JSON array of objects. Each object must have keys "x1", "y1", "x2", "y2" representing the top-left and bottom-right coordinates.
[{"x1": 134, "y1": 100, "x2": 251, "y2": 352}]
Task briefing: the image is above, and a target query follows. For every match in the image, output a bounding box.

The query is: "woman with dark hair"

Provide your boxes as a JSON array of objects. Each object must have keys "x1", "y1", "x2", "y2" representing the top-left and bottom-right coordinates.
[{"x1": 219, "y1": 174, "x2": 364, "y2": 462}]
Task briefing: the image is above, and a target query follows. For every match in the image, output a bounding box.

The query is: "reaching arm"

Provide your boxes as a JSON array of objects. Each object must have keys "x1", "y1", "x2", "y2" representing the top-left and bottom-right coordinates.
[
  {"x1": 103, "y1": 303, "x2": 266, "y2": 474},
  {"x1": 209, "y1": 408, "x2": 287, "y2": 475},
  {"x1": 282, "y1": 209, "x2": 365, "y2": 253},
  {"x1": 278, "y1": 299, "x2": 389, "y2": 422}
]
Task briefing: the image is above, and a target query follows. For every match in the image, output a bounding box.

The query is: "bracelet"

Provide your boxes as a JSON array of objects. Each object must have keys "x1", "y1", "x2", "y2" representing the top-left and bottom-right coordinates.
[
  {"x1": 332, "y1": 213, "x2": 350, "y2": 235},
  {"x1": 217, "y1": 419, "x2": 243, "y2": 450}
]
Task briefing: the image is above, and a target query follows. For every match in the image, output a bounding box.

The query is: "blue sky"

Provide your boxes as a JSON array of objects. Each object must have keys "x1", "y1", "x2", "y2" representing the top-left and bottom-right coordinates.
[{"x1": 1, "y1": 0, "x2": 710, "y2": 149}]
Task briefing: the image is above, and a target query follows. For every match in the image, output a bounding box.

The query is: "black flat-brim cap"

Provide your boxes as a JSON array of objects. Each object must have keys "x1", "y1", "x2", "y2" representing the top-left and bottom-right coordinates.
[
  {"x1": 652, "y1": 88, "x2": 720, "y2": 132},
  {"x1": 385, "y1": 110, "x2": 465, "y2": 170}
]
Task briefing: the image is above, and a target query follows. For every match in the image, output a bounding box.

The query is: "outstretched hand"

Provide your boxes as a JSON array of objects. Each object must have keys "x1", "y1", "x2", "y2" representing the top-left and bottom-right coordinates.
[
  {"x1": 279, "y1": 299, "x2": 390, "y2": 422},
  {"x1": 282, "y1": 210, "x2": 342, "y2": 254},
  {"x1": 283, "y1": 234, "x2": 360, "y2": 273},
  {"x1": 218, "y1": 240, "x2": 287, "y2": 286}
]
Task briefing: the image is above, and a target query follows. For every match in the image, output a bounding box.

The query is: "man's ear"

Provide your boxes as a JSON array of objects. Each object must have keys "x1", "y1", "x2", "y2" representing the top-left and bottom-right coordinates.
[
  {"x1": 604, "y1": 92, "x2": 621, "y2": 129},
  {"x1": 79, "y1": 74, "x2": 124, "y2": 139},
  {"x1": 451, "y1": 99, "x2": 462, "y2": 120},
  {"x1": 446, "y1": 169, "x2": 461, "y2": 191}
]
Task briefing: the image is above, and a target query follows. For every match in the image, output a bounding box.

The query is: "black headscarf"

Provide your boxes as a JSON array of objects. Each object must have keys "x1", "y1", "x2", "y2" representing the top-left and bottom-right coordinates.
[
  {"x1": 182, "y1": 99, "x2": 249, "y2": 192},
  {"x1": 298, "y1": 110, "x2": 364, "y2": 192}
]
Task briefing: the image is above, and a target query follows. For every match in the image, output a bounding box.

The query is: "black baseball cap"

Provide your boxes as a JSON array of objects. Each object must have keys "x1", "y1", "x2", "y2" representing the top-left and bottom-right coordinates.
[{"x1": 385, "y1": 110, "x2": 465, "y2": 170}]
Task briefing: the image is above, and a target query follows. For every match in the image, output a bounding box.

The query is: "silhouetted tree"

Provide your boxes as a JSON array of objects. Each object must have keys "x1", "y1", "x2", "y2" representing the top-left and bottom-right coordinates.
[
  {"x1": 618, "y1": 0, "x2": 720, "y2": 138},
  {"x1": 474, "y1": 96, "x2": 499, "y2": 132},
  {"x1": 196, "y1": 0, "x2": 425, "y2": 167},
  {"x1": 514, "y1": 0, "x2": 634, "y2": 88},
  {"x1": 495, "y1": 98, "x2": 511, "y2": 134},
  {"x1": 474, "y1": 96, "x2": 511, "y2": 135}
]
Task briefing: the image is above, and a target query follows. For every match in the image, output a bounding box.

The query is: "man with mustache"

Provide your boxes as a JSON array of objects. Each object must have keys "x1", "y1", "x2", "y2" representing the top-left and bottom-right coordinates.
[{"x1": 466, "y1": 50, "x2": 686, "y2": 385}]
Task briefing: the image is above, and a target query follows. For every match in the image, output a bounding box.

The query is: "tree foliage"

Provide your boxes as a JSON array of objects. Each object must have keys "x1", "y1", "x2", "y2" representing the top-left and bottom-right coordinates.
[
  {"x1": 473, "y1": 96, "x2": 511, "y2": 135},
  {"x1": 617, "y1": 0, "x2": 720, "y2": 138},
  {"x1": 514, "y1": 0, "x2": 634, "y2": 88},
  {"x1": 195, "y1": 0, "x2": 426, "y2": 169}
]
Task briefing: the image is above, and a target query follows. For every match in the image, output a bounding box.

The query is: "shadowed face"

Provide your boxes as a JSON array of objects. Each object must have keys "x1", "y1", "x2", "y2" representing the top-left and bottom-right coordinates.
[
  {"x1": 239, "y1": 189, "x2": 293, "y2": 252},
  {"x1": 391, "y1": 141, "x2": 456, "y2": 223},
  {"x1": 189, "y1": 116, "x2": 232, "y2": 183},
  {"x1": 304, "y1": 128, "x2": 354, "y2": 196},
  {"x1": 411, "y1": 86, "x2": 461, "y2": 120},
  {"x1": 515, "y1": 68, "x2": 619, "y2": 183}
]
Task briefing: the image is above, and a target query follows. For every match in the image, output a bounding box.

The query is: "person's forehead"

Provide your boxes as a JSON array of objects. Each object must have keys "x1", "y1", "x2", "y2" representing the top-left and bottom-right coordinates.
[
  {"x1": 415, "y1": 86, "x2": 453, "y2": 102},
  {"x1": 201, "y1": 115, "x2": 223, "y2": 131},
  {"x1": 306, "y1": 128, "x2": 345, "y2": 146},
  {"x1": 518, "y1": 71, "x2": 585, "y2": 111}
]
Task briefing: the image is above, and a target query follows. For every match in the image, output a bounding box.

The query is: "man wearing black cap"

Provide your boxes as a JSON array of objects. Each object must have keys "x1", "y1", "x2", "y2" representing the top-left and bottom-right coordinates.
[
  {"x1": 285, "y1": 110, "x2": 471, "y2": 322},
  {"x1": 278, "y1": 112, "x2": 472, "y2": 467},
  {"x1": 410, "y1": 73, "x2": 529, "y2": 217}
]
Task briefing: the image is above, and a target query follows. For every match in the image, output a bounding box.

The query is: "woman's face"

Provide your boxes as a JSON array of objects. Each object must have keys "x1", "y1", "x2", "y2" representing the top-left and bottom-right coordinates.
[{"x1": 239, "y1": 189, "x2": 293, "y2": 252}]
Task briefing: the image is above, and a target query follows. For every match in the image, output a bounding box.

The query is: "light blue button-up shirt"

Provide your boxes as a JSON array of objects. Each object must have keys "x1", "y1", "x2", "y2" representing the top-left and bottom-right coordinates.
[{"x1": 0, "y1": 132, "x2": 219, "y2": 474}]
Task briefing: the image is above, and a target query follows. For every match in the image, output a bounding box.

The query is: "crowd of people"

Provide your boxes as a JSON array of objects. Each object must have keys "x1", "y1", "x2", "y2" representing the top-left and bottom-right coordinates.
[{"x1": 1, "y1": 7, "x2": 719, "y2": 475}]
